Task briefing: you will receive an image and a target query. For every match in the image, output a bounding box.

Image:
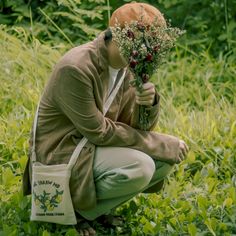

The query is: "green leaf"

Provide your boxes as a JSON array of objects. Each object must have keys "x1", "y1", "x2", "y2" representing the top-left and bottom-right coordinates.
[
  {"x1": 18, "y1": 155, "x2": 28, "y2": 171},
  {"x1": 65, "y1": 228, "x2": 78, "y2": 236},
  {"x1": 223, "y1": 198, "x2": 233, "y2": 208},
  {"x1": 188, "y1": 223, "x2": 197, "y2": 236},
  {"x1": 42, "y1": 230, "x2": 51, "y2": 236},
  {"x1": 204, "y1": 219, "x2": 216, "y2": 236},
  {"x1": 2, "y1": 167, "x2": 15, "y2": 186}
]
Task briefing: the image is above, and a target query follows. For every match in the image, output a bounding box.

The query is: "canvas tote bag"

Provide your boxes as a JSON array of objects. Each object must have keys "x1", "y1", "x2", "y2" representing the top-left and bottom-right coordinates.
[{"x1": 30, "y1": 68, "x2": 127, "y2": 225}]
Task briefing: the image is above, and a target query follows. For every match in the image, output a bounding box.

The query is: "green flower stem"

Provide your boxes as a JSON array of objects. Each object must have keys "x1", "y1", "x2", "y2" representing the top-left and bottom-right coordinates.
[{"x1": 139, "y1": 105, "x2": 150, "y2": 131}]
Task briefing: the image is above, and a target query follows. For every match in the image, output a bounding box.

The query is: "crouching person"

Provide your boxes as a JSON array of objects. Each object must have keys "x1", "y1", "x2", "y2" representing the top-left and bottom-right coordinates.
[{"x1": 23, "y1": 2, "x2": 189, "y2": 235}]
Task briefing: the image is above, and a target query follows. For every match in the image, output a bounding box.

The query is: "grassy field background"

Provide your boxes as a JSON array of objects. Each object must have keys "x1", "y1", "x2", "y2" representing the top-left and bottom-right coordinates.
[{"x1": 0, "y1": 19, "x2": 236, "y2": 236}]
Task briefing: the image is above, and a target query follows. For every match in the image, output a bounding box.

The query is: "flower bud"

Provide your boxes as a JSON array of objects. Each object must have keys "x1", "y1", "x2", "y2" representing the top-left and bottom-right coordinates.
[
  {"x1": 129, "y1": 59, "x2": 138, "y2": 68},
  {"x1": 127, "y1": 29, "x2": 135, "y2": 40},
  {"x1": 153, "y1": 45, "x2": 160, "y2": 53},
  {"x1": 145, "y1": 53, "x2": 153, "y2": 62},
  {"x1": 131, "y1": 50, "x2": 139, "y2": 57}
]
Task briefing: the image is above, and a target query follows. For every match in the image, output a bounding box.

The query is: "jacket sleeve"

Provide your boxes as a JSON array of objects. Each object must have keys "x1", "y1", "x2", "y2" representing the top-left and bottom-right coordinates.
[
  {"x1": 117, "y1": 69, "x2": 160, "y2": 131},
  {"x1": 53, "y1": 65, "x2": 180, "y2": 164}
]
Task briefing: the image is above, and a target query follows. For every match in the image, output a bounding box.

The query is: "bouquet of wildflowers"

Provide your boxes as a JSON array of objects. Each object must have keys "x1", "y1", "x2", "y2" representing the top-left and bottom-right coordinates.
[{"x1": 110, "y1": 18, "x2": 185, "y2": 130}]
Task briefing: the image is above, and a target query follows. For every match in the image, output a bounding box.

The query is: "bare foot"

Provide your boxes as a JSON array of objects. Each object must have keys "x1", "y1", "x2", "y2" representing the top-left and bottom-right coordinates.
[
  {"x1": 75, "y1": 219, "x2": 96, "y2": 236},
  {"x1": 75, "y1": 212, "x2": 96, "y2": 236}
]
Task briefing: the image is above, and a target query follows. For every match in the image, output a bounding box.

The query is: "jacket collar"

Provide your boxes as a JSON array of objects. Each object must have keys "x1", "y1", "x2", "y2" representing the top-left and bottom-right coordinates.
[{"x1": 94, "y1": 30, "x2": 109, "y2": 74}]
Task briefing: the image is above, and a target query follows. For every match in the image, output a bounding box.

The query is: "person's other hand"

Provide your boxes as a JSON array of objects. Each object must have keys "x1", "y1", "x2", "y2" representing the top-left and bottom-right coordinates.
[
  {"x1": 134, "y1": 82, "x2": 156, "y2": 106},
  {"x1": 177, "y1": 139, "x2": 189, "y2": 163}
]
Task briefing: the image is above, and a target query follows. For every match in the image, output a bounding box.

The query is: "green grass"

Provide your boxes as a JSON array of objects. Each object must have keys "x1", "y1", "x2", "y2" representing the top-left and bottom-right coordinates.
[{"x1": 0, "y1": 25, "x2": 236, "y2": 235}]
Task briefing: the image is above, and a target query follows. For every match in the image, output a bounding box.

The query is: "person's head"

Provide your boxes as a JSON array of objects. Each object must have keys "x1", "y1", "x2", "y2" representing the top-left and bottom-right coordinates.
[{"x1": 105, "y1": 2, "x2": 166, "y2": 69}]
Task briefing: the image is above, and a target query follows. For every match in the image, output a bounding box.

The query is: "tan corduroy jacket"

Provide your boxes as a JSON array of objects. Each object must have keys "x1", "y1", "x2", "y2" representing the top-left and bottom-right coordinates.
[{"x1": 22, "y1": 30, "x2": 180, "y2": 211}]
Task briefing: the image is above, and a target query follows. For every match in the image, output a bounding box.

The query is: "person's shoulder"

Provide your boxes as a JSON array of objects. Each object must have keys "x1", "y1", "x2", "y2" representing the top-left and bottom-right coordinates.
[
  {"x1": 56, "y1": 31, "x2": 107, "y2": 74},
  {"x1": 58, "y1": 41, "x2": 97, "y2": 69}
]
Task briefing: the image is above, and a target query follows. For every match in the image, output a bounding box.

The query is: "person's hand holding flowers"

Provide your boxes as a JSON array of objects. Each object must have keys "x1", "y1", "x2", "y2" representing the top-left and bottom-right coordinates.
[{"x1": 134, "y1": 82, "x2": 156, "y2": 106}]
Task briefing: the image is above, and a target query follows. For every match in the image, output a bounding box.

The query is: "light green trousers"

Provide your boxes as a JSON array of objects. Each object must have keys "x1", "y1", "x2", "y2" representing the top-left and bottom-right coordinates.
[{"x1": 77, "y1": 146, "x2": 173, "y2": 220}]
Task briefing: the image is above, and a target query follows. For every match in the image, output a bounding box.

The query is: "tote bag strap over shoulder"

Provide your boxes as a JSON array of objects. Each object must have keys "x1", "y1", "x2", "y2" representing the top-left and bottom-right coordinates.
[{"x1": 31, "y1": 67, "x2": 127, "y2": 170}]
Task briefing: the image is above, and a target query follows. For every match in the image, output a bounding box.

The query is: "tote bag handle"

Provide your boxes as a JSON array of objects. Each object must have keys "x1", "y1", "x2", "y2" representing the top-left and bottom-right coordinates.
[{"x1": 31, "y1": 68, "x2": 127, "y2": 170}]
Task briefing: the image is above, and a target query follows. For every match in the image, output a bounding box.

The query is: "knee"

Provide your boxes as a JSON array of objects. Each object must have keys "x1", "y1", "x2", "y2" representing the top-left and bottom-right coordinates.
[
  {"x1": 130, "y1": 151, "x2": 156, "y2": 191},
  {"x1": 96, "y1": 149, "x2": 156, "y2": 194}
]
